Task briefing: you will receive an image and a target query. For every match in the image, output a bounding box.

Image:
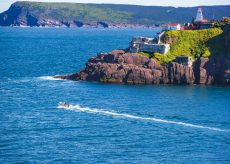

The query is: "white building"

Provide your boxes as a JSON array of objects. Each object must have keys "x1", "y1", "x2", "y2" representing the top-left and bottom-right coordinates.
[
  {"x1": 194, "y1": 7, "x2": 208, "y2": 23},
  {"x1": 195, "y1": 7, "x2": 204, "y2": 22},
  {"x1": 166, "y1": 23, "x2": 181, "y2": 30},
  {"x1": 129, "y1": 36, "x2": 170, "y2": 54}
]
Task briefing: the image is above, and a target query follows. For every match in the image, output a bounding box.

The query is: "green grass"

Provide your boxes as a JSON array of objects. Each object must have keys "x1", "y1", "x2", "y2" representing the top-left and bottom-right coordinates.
[
  {"x1": 11, "y1": 2, "x2": 230, "y2": 25},
  {"x1": 138, "y1": 52, "x2": 153, "y2": 58},
  {"x1": 137, "y1": 28, "x2": 227, "y2": 64},
  {"x1": 154, "y1": 28, "x2": 223, "y2": 64},
  {"x1": 163, "y1": 28, "x2": 223, "y2": 60},
  {"x1": 14, "y1": 1, "x2": 133, "y2": 23}
]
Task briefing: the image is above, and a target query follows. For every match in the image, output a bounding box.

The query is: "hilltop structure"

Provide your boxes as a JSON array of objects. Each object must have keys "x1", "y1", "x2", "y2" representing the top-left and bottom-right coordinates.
[
  {"x1": 166, "y1": 23, "x2": 181, "y2": 30},
  {"x1": 128, "y1": 6, "x2": 228, "y2": 65},
  {"x1": 184, "y1": 7, "x2": 214, "y2": 30},
  {"x1": 55, "y1": 23, "x2": 230, "y2": 85},
  {"x1": 129, "y1": 33, "x2": 170, "y2": 54},
  {"x1": 195, "y1": 7, "x2": 206, "y2": 22}
]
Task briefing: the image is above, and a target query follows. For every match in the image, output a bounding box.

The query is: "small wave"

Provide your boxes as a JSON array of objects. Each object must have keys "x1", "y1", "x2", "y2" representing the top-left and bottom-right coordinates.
[
  {"x1": 58, "y1": 104, "x2": 230, "y2": 132},
  {"x1": 38, "y1": 76, "x2": 64, "y2": 81}
]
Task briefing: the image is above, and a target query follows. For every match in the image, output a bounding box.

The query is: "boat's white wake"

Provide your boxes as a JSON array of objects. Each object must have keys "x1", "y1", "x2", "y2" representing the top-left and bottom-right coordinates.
[
  {"x1": 58, "y1": 104, "x2": 230, "y2": 132},
  {"x1": 38, "y1": 76, "x2": 64, "y2": 81}
]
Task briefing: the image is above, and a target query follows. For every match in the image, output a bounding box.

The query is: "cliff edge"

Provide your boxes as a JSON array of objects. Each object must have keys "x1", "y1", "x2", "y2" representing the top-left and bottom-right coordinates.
[
  {"x1": 56, "y1": 49, "x2": 229, "y2": 85},
  {"x1": 55, "y1": 25, "x2": 230, "y2": 86}
]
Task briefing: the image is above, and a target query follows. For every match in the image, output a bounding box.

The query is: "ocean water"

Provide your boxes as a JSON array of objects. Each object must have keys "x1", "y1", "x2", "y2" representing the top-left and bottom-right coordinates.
[{"x1": 0, "y1": 27, "x2": 230, "y2": 163}]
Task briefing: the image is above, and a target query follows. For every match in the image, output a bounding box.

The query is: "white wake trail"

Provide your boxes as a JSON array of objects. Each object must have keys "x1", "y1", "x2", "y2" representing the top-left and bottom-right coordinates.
[
  {"x1": 38, "y1": 76, "x2": 64, "y2": 81},
  {"x1": 58, "y1": 104, "x2": 230, "y2": 132}
]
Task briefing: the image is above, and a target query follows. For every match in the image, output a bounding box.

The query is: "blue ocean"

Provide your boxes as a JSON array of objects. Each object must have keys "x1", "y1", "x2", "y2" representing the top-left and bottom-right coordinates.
[{"x1": 0, "y1": 27, "x2": 230, "y2": 163}]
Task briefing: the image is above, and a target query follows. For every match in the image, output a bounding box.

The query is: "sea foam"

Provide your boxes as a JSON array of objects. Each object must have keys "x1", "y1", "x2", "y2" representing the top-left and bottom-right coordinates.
[
  {"x1": 58, "y1": 103, "x2": 230, "y2": 132},
  {"x1": 38, "y1": 76, "x2": 64, "y2": 81}
]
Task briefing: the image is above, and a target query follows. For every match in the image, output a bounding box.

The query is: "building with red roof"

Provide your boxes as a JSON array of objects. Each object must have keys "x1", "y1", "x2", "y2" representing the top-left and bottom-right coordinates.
[{"x1": 166, "y1": 23, "x2": 181, "y2": 30}]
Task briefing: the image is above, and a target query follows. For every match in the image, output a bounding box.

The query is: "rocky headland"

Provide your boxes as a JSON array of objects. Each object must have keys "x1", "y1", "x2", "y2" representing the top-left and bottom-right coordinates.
[
  {"x1": 55, "y1": 25, "x2": 230, "y2": 86},
  {"x1": 55, "y1": 50, "x2": 230, "y2": 85}
]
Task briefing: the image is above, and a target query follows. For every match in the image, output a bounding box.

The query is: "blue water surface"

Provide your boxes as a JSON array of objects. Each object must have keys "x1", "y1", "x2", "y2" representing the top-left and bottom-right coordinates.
[{"x1": 0, "y1": 27, "x2": 230, "y2": 163}]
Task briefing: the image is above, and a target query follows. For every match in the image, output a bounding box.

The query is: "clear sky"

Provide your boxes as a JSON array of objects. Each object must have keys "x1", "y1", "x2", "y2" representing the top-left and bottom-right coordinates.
[{"x1": 1, "y1": 0, "x2": 230, "y2": 12}]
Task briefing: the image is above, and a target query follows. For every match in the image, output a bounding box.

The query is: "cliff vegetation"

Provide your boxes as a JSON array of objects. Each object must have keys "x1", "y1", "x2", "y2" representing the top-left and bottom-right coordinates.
[
  {"x1": 0, "y1": 1, "x2": 230, "y2": 26},
  {"x1": 161, "y1": 28, "x2": 223, "y2": 62},
  {"x1": 13, "y1": 2, "x2": 132, "y2": 23},
  {"x1": 139, "y1": 26, "x2": 230, "y2": 64}
]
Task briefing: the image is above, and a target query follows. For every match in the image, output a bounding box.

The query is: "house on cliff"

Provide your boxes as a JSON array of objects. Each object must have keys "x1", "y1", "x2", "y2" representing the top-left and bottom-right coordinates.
[
  {"x1": 129, "y1": 36, "x2": 170, "y2": 54},
  {"x1": 166, "y1": 23, "x2": 181, "y2": 30}
]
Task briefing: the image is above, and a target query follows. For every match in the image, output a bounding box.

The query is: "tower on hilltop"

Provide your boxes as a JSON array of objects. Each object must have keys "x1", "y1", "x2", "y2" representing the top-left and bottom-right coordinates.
[{"x1": 195, "y1": 7, "x2": 204, "y2": 22}]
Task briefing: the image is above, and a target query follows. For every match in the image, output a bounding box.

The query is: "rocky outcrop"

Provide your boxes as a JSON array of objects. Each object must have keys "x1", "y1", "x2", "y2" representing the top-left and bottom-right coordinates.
[
  {"x1": 0, "y1": 2, "x2": 152, "y2": 28},
  {"x1": 194, "y1": 56, "x2": 230, "y2": 85},
  {"x1": 0, "y1": 2, "x2": 113, "y2": 28},
  {"x1": 0, "y1": 6, "x2": 109, "y2": 28},
  {"x1": 54, "y1": 25, "x2": 230, "y2": 85},
  {"x1": 55, "y1": 50, "x2": 230, "y2": 86}
]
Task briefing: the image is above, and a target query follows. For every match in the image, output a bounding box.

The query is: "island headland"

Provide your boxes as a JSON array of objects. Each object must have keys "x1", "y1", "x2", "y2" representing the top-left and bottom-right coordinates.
[
  {"x1": 55, "y1": 22, "x2": 230, "y2": 86},
  {"x1": 0, "y1": 1, "x2": 230, "y2": 28},
  {"x1": 55, "y1": 6, "x2": 230, "y2": 85}
]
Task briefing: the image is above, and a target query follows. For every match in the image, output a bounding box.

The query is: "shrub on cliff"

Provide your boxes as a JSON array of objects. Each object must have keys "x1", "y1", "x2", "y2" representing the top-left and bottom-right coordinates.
[
  {"x1": 162, "y1": 28, "x2": 223, "y2": 62},
  {"x1": 138, "y1": 26, "x2": 230, "y2": 64},
  {"x1": 138, "y1": 52, "x2": 153, "y2": 58}
]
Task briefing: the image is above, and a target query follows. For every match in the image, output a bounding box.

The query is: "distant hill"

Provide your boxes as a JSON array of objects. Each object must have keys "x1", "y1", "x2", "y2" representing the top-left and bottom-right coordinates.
[{"x1": 0, "y1": 1, "x2": 230, "y2": 27}]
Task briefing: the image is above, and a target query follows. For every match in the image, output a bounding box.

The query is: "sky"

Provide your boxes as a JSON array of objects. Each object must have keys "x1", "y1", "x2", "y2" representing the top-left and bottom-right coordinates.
[{"x1": 1, "y1": 0, "x2": 230, "y2": 12}]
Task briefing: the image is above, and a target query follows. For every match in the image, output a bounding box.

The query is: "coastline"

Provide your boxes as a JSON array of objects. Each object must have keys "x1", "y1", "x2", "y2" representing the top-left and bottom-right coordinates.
[
  {"x1": 1, "y1": 16, "x2": 230, "y2": 163},
  {"x1": 54, "y1": 50, "x2": 230, "y2": 86},
  {"x1": 54, "y1": 25, "x2": 230, "y2": 86},
  {"x1": 0, "y1": 24, "x2": 160, "y2": 29}
]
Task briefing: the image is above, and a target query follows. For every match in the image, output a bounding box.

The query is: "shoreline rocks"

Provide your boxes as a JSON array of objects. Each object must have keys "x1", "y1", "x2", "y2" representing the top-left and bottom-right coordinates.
[{"x1": 54, "y1": 50, "x2": 230, "y2": 86}]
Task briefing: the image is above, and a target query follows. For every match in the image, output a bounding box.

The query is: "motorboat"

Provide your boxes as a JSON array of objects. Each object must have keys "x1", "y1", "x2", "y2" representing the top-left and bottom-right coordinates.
[{"x1": 59, "y1": 102, "x2": 70, "y2": 108}]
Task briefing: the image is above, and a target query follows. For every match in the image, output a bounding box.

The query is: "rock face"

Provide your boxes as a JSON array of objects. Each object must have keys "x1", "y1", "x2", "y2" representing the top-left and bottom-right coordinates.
[
  {"x1": 194, "y1": 56, "x2": 230, "y2": 85},
  {"x1": 0, "y1": 2, "x2": 152, "y2": 28},
  {"x1": 55, "y1": 50, "x2": 230, "y2": 86},
  {"x1": 0, "y1": 4, "x2": 108, "y2": 28}
]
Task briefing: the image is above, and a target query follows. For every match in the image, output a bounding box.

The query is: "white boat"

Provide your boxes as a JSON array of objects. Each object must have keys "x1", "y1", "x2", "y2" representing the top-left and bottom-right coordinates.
[{"x1": 59, "y1": 102, "x2": 70, "y2": 108}]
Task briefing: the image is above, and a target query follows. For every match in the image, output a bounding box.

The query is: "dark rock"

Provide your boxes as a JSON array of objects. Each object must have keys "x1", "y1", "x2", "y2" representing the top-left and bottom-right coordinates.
[
  {"x1": 74, "y1": 21, "x2": 84, "y2": 27},
  {"x1": 55, "y1": 50, "x2": 230, "y2": 86},
  {"x1": 97, "y1": 21, "x2": 109, "y2": 28},
  {"x1": 146, "y1": 59, "x2": 161, "y2": 69},
  {"x1": 168, "y1": 62, "x2": 195, "y2": 85},
  {"x1": 26, "y1": 14, "x2": 38, "y2": 26},
  {"x1": 193, "y1": 56, "x2": 230, "y2": 85}
]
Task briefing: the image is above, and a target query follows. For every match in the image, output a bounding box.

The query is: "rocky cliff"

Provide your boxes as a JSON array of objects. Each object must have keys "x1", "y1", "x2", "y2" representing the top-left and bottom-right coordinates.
[
  {"x1": 55, "y1": 25, "x2": 230, "y2": 86},
  {"x1": 55, "y1": 50, "x2": 230, "y2": 85}
]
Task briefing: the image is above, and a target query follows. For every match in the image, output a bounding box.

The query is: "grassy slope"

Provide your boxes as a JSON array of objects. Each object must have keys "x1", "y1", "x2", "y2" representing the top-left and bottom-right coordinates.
[
  {"x1": 136, "y1": 20, "x2": 229, "y2": 63},
  {"x1": 14, "y1": 1, "x2": 132, "y2": 23},
  {"x1": 91, "y1": 4, "x2": 230, "y2": 24},
  {"x1": 138, "y1": 28, "x2": 226, "y2": 64},
  {"x1": 162, "y1": 28, "x2": 223, "y2": 62},
  {"x1": 207, "y1": 25, "x2": 230, "y2": 56},
  {"x1": 8, "y1": 1, "x2": 230, "y2": 25}
]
